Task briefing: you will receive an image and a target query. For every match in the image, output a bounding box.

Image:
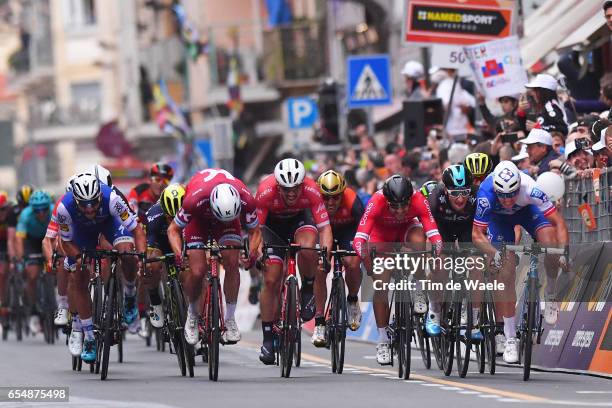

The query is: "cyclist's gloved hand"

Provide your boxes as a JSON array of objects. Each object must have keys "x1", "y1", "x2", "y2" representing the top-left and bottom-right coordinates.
[
  {"x1": 46, "y1": 259, "x2": 53, "y2": 272},
  {"x1": 174, "y1": 253, "x2": 184, "y2": 269},
  {"x1": 493, "y1": 251, "x2": 503, "y2": 269},
  {"x1": 15, "y1": 259, "x2": 24, "y2": 273}
]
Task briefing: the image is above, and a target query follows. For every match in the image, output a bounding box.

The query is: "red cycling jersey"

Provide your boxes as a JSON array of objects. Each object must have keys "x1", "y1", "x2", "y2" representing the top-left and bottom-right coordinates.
[
  {"x1": 353, "y1": 190, "x2": 442, "y2": 258},
  {"x1": 45, "y1": 194, "x2": 65, "y2": 239},
  {"x1": 174, "y1": 168, "x2": 258, "y2": 230},
  {"x1": 256, "y1": 174, "x2": 329, "y2": 229},
  {"x1": 128, "y1": 183, "x2": 158, "y2": 223}
]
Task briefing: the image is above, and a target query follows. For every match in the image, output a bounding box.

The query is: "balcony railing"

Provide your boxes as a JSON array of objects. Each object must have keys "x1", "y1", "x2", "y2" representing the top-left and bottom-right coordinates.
[
  {"x1": 29, "y1": 100, "x2": 101, "y2": 129},
  {"x1": 262, "y1": 20, "x2": 327, "y2": 85}
]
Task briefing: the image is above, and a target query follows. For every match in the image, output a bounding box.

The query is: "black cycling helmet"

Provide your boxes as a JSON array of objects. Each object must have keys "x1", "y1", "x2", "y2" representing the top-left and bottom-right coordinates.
[
  {"x1": 382, "y1": 174, "x2": 413, "y2": 205},
  {"x1": 442, "y1": 164, "x2": 473, "y2": 189}
]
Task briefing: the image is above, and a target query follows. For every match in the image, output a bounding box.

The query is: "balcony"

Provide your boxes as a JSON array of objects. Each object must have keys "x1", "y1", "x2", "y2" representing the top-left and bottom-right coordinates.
[
  {"x1": 28, "y1": 100, "x2": 101, "y2": 143},
  {"x1": 262, "y1": 20, "x2": 327, "y2": 87}
]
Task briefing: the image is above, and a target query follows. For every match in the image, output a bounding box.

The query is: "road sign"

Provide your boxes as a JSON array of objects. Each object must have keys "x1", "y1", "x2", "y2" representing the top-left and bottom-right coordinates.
[
  {"x1": 287, "y1": 96, "x2": 318, "y2": 129},
  {"x1": 347, "y1": 55, "x2": 392, "y2": 108},
  {"x1": 403, "y1": 0, "x2": 515, "y2": 46}
]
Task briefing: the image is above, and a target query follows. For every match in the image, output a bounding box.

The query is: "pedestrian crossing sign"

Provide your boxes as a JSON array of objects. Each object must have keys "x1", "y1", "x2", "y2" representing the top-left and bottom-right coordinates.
[{"x1": 347, "y1": 54, "x2": 392, "y2": 108}]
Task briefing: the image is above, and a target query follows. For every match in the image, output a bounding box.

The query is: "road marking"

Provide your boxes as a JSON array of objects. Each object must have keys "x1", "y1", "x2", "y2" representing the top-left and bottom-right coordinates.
[
  {"x1": 576, "y1": 391, "x2": 612, "y2": 394},
  {"x1": 498, "y1": 399, "x2": 521, "y2": 403},
  {"x1": 459, "y1": 391, "x2": 481, "y2": 395},
  {"x1": 478, "y1": 394, "x2": 502, "y2": 398},
  {"x1": 440, "y1": 386, "x2": 462, "y2": 391},
  {"x1": 420, "y1": 383, "x2": 443, "y2": 387}
]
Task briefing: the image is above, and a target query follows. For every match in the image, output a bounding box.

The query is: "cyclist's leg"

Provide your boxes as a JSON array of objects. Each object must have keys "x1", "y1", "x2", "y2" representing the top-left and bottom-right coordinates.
[
  {"x1": 0, "y1": 255, "x2": 7, "y2": 311},
  {"x1": 403, "y1": 222, "x2": 428, "y2": 314},
  {"x1": 216, "y1": 220, "x2": 242, "y2": 342},
  {"x1": 145, "y1": 247, "x2": 164, "y2": 327},
  {"x1": 293, "y1": 210, "x2": 319, "y2": 323},
  {"x1": 23, "y1": 239, "x2": 43, "y2": 329}
]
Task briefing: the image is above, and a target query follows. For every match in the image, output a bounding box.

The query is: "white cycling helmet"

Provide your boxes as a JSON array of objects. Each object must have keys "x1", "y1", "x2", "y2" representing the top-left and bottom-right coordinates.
[
  {"x1": 210, "y1": 183, "x2": 241, "y2": 222},
  {"x1": 274, "y1": 158, "x2": 305, "y2": 188},
  {"x1": 492, "y1": 161, "x2": 521, "y2": 195},
  {"x1": 71, "y1": 173, "x2": 101, "y2": 203},
  {"x1": 92, "y1": 164, "x2": 113, "y2": 187},
  {"x1": 65, "y1": 173, "x2": 78, "y2": 193}
]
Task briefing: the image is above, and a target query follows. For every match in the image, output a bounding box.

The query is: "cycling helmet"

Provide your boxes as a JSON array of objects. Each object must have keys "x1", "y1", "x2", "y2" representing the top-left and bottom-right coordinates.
[
  {"x1": 71, "y1": 173, "x2": 102, "y2": 204},
  {"x1": 159, "y1": 183, "x2": 185, "y2": 217},
  {"x1": 0, "y1": 191, "x2": 9, "y2": 208},
  {"x1": 493, "y1": 161, "x2": 521, "y2": 195},
  {"x1": 274, "y1": 159, "x2": 305, "y2": 188},
  {"x1": 17, "y1": 184, "x2": 34, "y2": 207},
  {"x1": 150, "y1": 162, "x2": 174, "y2": 179},
  {"x1": 464, "y1": 153, "x2": 492, "y2": 179},
  {"x1": 442, "y1": 164, "x2": 473, "y2": 189},
  {"x1": 420, "y1": 180, "x2": 438, "y2": 198},
  {"x1": 210, "y1": 183, "x2": 241, "y2": 222},
  {"x1": 382, "y1": 174, "x2": 413, "y2": 205},
  {"x1": 65, "y1": 174, "x2": 78, "y2": 193},
  {"x1": 30, "y1": 190, "x2": 51, "y2": 210},
  {"x1": 317, "y1": 170, "x2": 346, "y2": 196},
  {"x1": 92, "y1": 164, "x2": 113, "y2": 187}
]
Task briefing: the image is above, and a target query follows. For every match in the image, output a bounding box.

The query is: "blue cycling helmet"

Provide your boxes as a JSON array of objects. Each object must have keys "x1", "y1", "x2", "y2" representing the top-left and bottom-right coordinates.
[
  {"x1": 442, "y1": 164, "x2": 473, "y2": 189},
  {"x1": 30, "y1": 190, "x2": 52, "y2": 210}
]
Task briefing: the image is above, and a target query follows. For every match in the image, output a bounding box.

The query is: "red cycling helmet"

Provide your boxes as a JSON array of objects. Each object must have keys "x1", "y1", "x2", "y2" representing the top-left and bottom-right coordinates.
[{"x1": 150, "y1": 162, "x2": 174, "y2": 179}]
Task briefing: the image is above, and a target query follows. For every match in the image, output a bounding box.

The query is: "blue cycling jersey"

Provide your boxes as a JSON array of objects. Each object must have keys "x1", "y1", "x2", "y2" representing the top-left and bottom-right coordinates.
[{"x1": 16, "y1": 204, "x2": 53, "y2": 240}]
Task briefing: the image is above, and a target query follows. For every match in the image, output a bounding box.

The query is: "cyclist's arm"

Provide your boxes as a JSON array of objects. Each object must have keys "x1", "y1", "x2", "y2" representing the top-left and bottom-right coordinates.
[
  {"x1": 15, "y1": 213, "x2": 27, "y2": 259},
  {"x1": 472, "y1": 224, "x2": 497, "y2": 257},
  {"x1": 7, "y1": 226, "x2": 16, "y2": 260},
  {"x1": 167, "y1": 220, "x2": 183, "y2": 258},
  {"x1": 132, "y1": 223, "x2": 147, "y2": 253},
  {"x1": 109, "y1": 190, "x2": 145, "y2": 253},
  {"x1": 247, "y1": 225, "x2": 262, "y2": 259},
  {"x1": 545, "y1": 210, "x2": 569, "y2": 247},
  {"x1": 353, "y1": 198, "x2": 380, "y2": 270},
  {"x1": 318, "y1": 224, "x2": 333, "y2": 261},
  {"x1": 413, "y1": 191, "x2": 442, "y2": 250},
  {"x1": 15, "y1": 233, "x2": 24, "y2": 259},
  {"x1": 42, "y1": 236, "x2": 55, "y2": 263}
]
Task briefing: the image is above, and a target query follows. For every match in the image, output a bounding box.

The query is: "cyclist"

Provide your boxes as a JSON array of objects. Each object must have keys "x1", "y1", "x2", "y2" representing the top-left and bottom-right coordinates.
[
  {"x1": 354, "y1": 174, "x2": 442, "y2": 365},
  {"x1": 144, "y1": 183, "x2": 186, "y2": 330},
  {"x1": 0, "y1": 192, "x2": 12, "y2": 323},
  {"x1": 56, "y1": 173, "x2": 146, "y2": 362},
  {"x1": 464, "y1": 152, "x2": 493, "y2": 187},
  {"x1": 15, "y1": 190, "x2": 54, "y2": 334},
  {"x1": 42, "y1": 177, "x2": 76, "y2": 327},
  {"x1": 313, "y1": 170, "x2": 364, "y2": 346},
  {"x1": 167, "y1": 169, "x2": 261, "y2": 346},
  {"x1": 419, "y1": 180, "x2": 438, "y2": 198},
  {"x1": 255, "y1": 158, "x2": 333, "y2": 365},
  {"x1": 472, "y1": 161, "x2": 568, "y2": 363},
  {"x1": 424, "y1": 165, "x2": 482, "y2": 340},
  {"x1": 128, "y1": 162, "x2": 172, "y2": 336},
  {"x1": 7, "y1": 185, "x2": 34, "y2": 270}
]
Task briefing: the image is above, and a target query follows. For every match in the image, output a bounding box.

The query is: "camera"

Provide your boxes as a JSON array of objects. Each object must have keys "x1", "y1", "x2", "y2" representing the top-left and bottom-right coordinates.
[
  {"x1": 574, "y1": 138, "x2": 591, "y2": 150},
  {"x1": 501, "y1": 132, "x2": 519, "y2": 144}
]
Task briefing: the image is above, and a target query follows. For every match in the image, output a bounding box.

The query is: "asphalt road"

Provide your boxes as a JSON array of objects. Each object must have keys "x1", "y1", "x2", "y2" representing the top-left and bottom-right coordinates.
[{"x1": 0, "y1": 328, "x2": 610, "y2": 408}]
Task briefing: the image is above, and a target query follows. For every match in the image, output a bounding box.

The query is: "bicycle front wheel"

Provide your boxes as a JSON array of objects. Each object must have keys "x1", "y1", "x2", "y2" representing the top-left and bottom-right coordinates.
[
  {"x1": 280, "y1": 277, "x2": 298, "y2": 378},
  {"x1": 101, "y1": 274, "x2": 117, "y2": 381},
  {"x1": 396, "y1": 290, "x2": 412, "y2": 379},
  {"x1": 441, "y1": 301, "x2": 454, "y2": 376},
  {"x1": 522, "y1": 278, "x2": 537, "y2": 381},
  {"x1": 456, "y1": 298, "x2": 472, "y2": 378},
  {"x1": 208, "y1": 278, "x2": 221, "y2": 382}
]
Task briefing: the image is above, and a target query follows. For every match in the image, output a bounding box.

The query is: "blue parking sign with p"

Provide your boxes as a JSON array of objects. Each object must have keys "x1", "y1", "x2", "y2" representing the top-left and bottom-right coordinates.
[{"x1": 287, "y1": 97, "x2": 318, "y2": 129}]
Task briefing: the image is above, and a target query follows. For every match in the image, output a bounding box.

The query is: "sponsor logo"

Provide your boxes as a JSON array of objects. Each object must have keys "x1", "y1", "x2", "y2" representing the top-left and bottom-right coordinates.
[
  {"x1": 57, "y1": 214, "x2": 67, "y2": 223},
  {"x1": 476, "y1": 197, "x2": 490, "y2": 219},
  {"x1": 530, "y1": 187, "x2": 548, "y2": 202},
  {"x1": 498, "y1": 168, "x2": 514, "y2": 182},
  {"x1": 544, "y1": 329, "x2": 564, "y2": 347},
  {"x1": 114, "y1": 201, "x2": 125, "y2": 214},
  {"x1": 60, "y1": 224, "x2": 69, "y2": 232},
  {"x1": 147, "y1": 212, "x2": 162, "y2": 223},
  {"x1": 571, "y1": 330, "x2": 595, "y2": 349},
  {"x1": 120, "y1": 211, "x2": 129, "y2": 221},
  {"x1": 360, "y1": 201, "x2": 375, "y2": 226}
]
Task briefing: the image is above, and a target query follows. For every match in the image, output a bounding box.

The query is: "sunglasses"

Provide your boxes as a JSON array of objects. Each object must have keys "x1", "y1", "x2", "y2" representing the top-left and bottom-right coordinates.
[
  {"x1": 151, "y1": 176, "x2": 171, "y2": 185},
  {"x1": 280, "y1": 185, "x2": 301, "y2": 194},
  {"x1": 496, "y1": 191, "x2": 519, "y2": 199},
  {"x1": 389, "y1": 202, "x2": 409, "y2": 210},
  {"x1": 33, "y1": 207, "x2": 49, "y2": 214},
  {"x1": 323, "y1": 195, "x2": 342, "y2": 202},
  {"x1": 77, "y1": 197, "x2": 101, "y2": 209},
  {"x1": 447, "y1": 189, "x2": 471, "y2": 197}
]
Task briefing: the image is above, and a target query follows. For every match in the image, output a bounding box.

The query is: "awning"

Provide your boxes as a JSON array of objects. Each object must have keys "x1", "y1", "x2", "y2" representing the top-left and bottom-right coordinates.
[
  {"x1": 520, "y1": 0, "x2": 604, "y2": 69},
  {"x1": 557, "y1": 13, "x2": 607, "y2": 50}
]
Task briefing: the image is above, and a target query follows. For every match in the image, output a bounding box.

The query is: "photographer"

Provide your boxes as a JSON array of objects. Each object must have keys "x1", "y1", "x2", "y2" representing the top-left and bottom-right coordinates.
[
  {"x1": 519, "y1": 74, "x2": 569, "y2": 135},
  {"x1": 519, "y1": 128, "x2": 560, "y2": 177},
  {"x1": 565, "y1": 140, "x2": 594, "y2": 173}
]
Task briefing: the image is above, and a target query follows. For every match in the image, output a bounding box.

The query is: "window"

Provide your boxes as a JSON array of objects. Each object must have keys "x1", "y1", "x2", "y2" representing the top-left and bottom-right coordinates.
[
  {"x1": 63, "y1": 0, "x2": 96, "y2": 29},
  {"x1": 70, "y1": 81, "x2": 101, "y2": 122}
]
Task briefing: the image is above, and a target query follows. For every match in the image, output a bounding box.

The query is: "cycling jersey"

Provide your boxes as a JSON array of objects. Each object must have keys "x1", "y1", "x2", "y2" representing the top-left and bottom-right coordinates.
[
  {"x1": 56, "y1": 184, "x2": 137, "y2": 251},
  {"x1": 128, "y1": 183, "x2": 157, "y2": 223},
  {"x1": 328, "y1": 187, "x2": 364, "y2": 251},
  {"x1": 145, "y1": 203, "x2": 171, "y2": 253},
  {"x1": 353, "y1": 190, "x2": 441, "y2": 258},
  {"x1": 174, "y1": 169, "x2": 258, "y2": 247},
  {"x1": 473, "y1": 172, "x2": 555, "y2": 245},
  {"x1": 7, "y1": 204, "x2": 22, "y2": 229},
  {"x1": 16, "y1": 204, "x2": 54, "y2": 241},
  {"x1": 427, "y1": 183, "x2": 475, "y2": 242},
  {"x1": 256, "y1": 174, "x2": 329, "y2": 229},
  {"x1": 45, "y1": 195, "x2": 65, "y2": 239}
]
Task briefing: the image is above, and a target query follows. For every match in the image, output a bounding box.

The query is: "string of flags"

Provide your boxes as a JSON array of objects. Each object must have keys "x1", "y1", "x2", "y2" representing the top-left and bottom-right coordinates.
[
  {"x1": 152, "y1": 79, "x2": 193, "y2": 142},
  {"x1": 172, "y1": 3, "x2": 210, "y2": 61}
]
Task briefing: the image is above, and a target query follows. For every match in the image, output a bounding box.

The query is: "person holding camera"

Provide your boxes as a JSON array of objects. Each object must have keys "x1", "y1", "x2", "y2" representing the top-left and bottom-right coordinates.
[
  {"x1": 519, "y1": 74, "x2": 569, "y2": 136},
  {"x1": 519, "y1": 128, "x2": 561, "y2": 178}
]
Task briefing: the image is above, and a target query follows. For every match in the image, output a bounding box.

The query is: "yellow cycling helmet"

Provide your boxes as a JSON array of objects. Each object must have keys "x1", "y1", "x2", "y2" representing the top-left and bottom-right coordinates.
[
  {"x1": 159, "y1": 183, "x2": 185, "y2": 217},
  {"x1": 464, "y1": 153, "x2": 493, "y2": 179},
  {"x1": 317, "y1": 170, "x2": 346, "y2": 196},
  {"x1": 17, "y1": 184, "x2": 34, "y2": 207}
]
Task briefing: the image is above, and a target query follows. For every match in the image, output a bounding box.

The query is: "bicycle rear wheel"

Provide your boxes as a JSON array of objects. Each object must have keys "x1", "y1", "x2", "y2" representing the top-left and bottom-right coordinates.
[
  {"x1": 169, "y1": 280, "x2": 186, "y2": 376},
  {"x1": 416, "y1": 315, "x2": 431, "y2": 369},
  {"x1": 441, "y1": 301, "x2": 454, "y2": 376},
  {"x1": 522, "y1": 278, "x2": 537, "y2": 381},
  {"x1": 208, "y1": 277, "x2": 221, "y2": 381},
  {"x1": 396, "y1": 290, "x2": 412, "y2": 379},
  {"x1": 101, "y1": 274, "x2": 117, "y2": 381},
  {"x1": 280, "y1": 277, "x2": 298, "y2": 378},
  {"x1": 294, "y1": 325, "x2": 301, "y2": 367},
  {"x1": 482, "y1": 296, "x2": 496, "y2": 375}
]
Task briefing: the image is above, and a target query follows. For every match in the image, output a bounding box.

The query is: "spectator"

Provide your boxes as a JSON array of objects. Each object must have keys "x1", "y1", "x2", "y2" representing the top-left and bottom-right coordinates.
[
  {"x1": 600, "y1": 74, "x2": 612, "y2": 107},
  {"x1": 499, "y1": 145, "x2": 516, "y2": 162},
  {"x1": 511, "y1": 145, "x2": 530, "y2": 172},
  {"x1": 478, "y1": 93, "x2": 519, "y2": 132},
  {"x1": 565, "y1": 140, "x2": 594, "y2": 171},
  {"x1": 401, "y1": 61, "x2": 425, "y2": 101},
  {"x1": 520, "y1": 74, "x2": 569, "y2": 135},
  {"x1": 605, "y1": 1, "x2": 612, "y2": 31},
  {"x1": 592, "y1": 139, "x2": 608, "y2": 168},
  {"x1": 519, "y1": 128, "x2": 560, "y2": 177},
  {"x1": 401, "y1": 152, "x2": 420, "y2": 180},
  {"x1": 384, "y1": 153, "x2": 402, "y2": 176},
  {"x1": 551, "y1": 132, "x2": 565, "y2": 155},
  {"x1": 434, "y1": 67, "x2": 476, "y2": 140}
]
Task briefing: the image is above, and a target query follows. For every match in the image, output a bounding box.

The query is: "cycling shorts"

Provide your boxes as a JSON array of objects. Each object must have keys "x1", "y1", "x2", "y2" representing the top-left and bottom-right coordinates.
[
  {"x1": 184, "y1": 218, "x2": 242, "y2": 249},
  {"x1": 262, "y1": 210, "x2": 317, "y2": 262},
  {"x1": 487, "y1": 205, "x2": 551, "y2": 246}
]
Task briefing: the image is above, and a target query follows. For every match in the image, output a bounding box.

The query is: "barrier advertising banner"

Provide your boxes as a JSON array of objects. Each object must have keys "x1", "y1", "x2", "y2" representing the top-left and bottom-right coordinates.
[{"x1": 463, "y1": 36, "x2": 528, "y2": 99}]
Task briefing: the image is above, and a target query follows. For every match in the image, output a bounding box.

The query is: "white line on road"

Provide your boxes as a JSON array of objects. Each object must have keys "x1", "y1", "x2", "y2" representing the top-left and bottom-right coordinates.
[
  {"x1": 576, "y1": 391, "x2": 612, "y2": 394},
  {"x1": 440, "y1": 386, "x2": 462, "y2": 391}
]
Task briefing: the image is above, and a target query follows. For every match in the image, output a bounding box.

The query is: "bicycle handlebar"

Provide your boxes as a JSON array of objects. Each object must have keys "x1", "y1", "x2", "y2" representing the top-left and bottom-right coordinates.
[
  {"x1": 505, "y1": 244, "x2": 565, "y2": 255},
  {"x1": 330, "y1": 249, "x2": 358, "y2": 258},
  {"x1": 145, "y1": 253, "x2": 176, "y2": 264},
  {"x1": 80, "y1": 249, "x2": 145, "y2": 261}
]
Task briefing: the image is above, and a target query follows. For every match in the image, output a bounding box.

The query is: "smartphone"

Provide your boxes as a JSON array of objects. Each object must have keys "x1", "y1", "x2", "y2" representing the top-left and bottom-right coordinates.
[{"x1": 502, "y1": 132, "x2": 519, "y2": 144}]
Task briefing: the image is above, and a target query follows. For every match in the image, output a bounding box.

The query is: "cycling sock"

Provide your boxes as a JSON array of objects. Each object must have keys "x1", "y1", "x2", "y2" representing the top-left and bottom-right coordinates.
[
  {"x1": 72, "y1": 314, "x2": 82, "y2": 331},
  {"x1": 377, "y1": 327, "x2": 389, "y2": 343},
  {"x1": 148, "y1": 289, "x2": 161, "y2": 306},
  {"x1": 57, "y1": 296, "x2": 69, "y2": 309},
  {"x1": 225, "y1": 303, "x2": 236, "y2": 320},
  {"x1": 503, "y1": 315, "x2": 516, "y2": 340},
  {"x1": 428, "y1": 301, "x2": 441, "y2": 314},
  {"x1": 472, "y1": 308, "x2": 480, "y2": 324},
  {"x1": 188, "y1": 301, "x2": 199, "y2": 316},
  {"x1": 262, "y1": 321, "x2": 274, "y2": 343},
  {"x1": 347, "y1": 294, "x2": 358, "y2": 303},
  {"x1": 81, "y1": 318, "x2": 94, "y2": 341},
  {"x1": 124, "y1": 281, "x2": 136, "y2": 297},
  {"x1": 315, "y1": 316, "x2": 325, "y2": 326}
]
